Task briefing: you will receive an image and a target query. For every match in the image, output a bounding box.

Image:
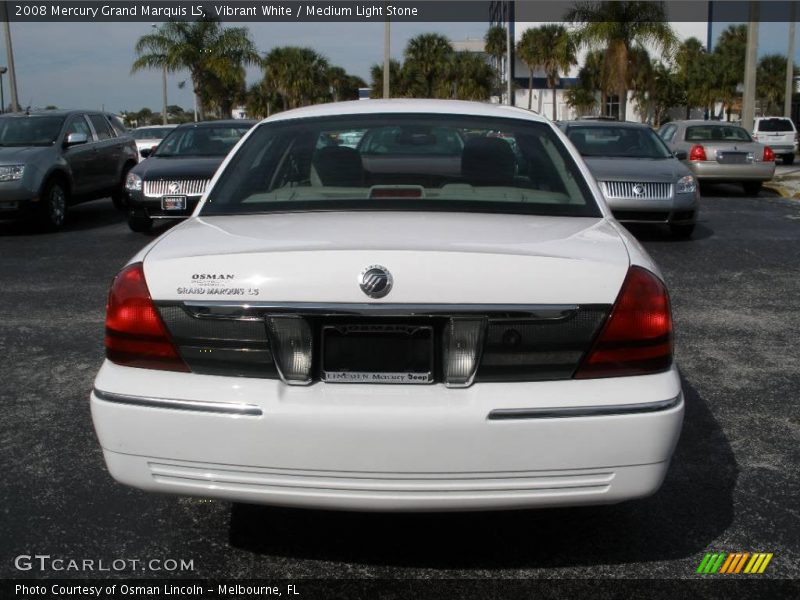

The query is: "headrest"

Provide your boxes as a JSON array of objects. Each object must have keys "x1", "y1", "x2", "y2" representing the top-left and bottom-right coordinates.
[
  {"x1": 461, "y1": 137, "x2": 516, "y2": 185},
  {"x1": 312, "y1": 146, "x2": 364, "y2": 187}
]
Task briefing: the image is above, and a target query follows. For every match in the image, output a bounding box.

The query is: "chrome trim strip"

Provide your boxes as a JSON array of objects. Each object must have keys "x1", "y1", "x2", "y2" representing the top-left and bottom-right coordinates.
[
  {"x1": 182, "y1": 302, "x2": 580, "y2": 320},
  {"x1": 487, "y1": 395, "x2": 682, "y2": 420},
  {"x1": 93, "y1": 388, "x2": 263, "y2": 416}
]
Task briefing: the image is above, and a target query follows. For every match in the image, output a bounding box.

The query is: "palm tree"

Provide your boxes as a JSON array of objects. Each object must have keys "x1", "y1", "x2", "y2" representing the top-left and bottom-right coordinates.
[
  {"x1": 484, "y1": 25, "x2": 507, "y2": 97},
  {"x1": 713, "y1": 25, "x2": 747, "y2": 120},
  {"x1": 516, "y1": 25, "x2": 576, "y2": 119},
  {"x1": 446, "y1": 52, "x2": 495, "y2": 101},
  {"x1": 758, "y1": 54, "x2": 796, "y2": 115},
  {"x1": 370, "y1": 59, "x2": 404, "y2": 98},
  {"x1": 566, "y1": 1, "x2": 677, "y2": 121},
  {"x1": 262, "y1": 47, "x2": 330, "y2": 110},
  {"x1": 403, "y1": 33, "x2": 454, "y2": 98},
  {"x1": 327, "y1": 66, "x2": 349, "y2": 103},
  {"x1": 132, "y1": 20, "x2": 259, "y2": 120},
  {"x1": 675, "y1": 37, "x2": 708, "y2": 118},
  {"x1": 516, "y1": 28, "x2": 541, "y2": 111}
]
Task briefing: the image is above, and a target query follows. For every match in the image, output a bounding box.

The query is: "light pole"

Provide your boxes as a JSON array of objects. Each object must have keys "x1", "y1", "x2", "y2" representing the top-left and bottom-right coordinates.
[
  {"x1": 0, "y1": 2, "x2": 20, "y2": 112},
  {"x1": 152, "y1": 24, "x2": 168, "y2": 124},
  {"x1": 0, "y1": 66, "x2": 6, "y2": 114},
  {"x1": 785, "y1": 3, "x2": 796, "y2": 118},
  {"x1": 741, "y1": 2, "x2": 759, "y2": 132},
  {"x1": 383, "y1": 3, "x2": 390, "y2": 98}
]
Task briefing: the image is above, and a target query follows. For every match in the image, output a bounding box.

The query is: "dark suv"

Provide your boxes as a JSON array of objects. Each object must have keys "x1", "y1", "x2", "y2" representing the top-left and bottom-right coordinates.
[{"x1": 0, "y1": 110, "x2": 138, "y2": 230}]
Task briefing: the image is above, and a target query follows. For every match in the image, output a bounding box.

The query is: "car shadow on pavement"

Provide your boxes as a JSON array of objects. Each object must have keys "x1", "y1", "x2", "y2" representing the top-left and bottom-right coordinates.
[
  {"x1": 700, "y1": 182, "x2": 780, "y2": 199},
  {"x1": 0, "y1": 199, "x2": 125, "y2": 236},
  {"x1": 227, "y1": 375, "x2": 737, "y2": 570}
]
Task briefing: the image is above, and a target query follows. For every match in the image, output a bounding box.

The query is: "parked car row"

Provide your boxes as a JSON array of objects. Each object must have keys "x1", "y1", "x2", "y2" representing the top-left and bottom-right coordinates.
[
  {"x1": 0, "y1": 112, "x2": 257, "y2": 231},
  {"x1": 0, "y1": 110, "x2": 138, "y2": 229},
  {"x1": 124, "y1": 120, "x2": 256, "y2": 232},
  {"x1": 0, "y1": 109, "x2": 791, "y2": 239}
]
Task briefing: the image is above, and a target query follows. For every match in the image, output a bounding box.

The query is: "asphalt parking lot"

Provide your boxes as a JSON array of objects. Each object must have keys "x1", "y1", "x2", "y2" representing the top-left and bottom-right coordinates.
[{"x1": 1, "y1": 187, "x2": 798, "y2": 582}]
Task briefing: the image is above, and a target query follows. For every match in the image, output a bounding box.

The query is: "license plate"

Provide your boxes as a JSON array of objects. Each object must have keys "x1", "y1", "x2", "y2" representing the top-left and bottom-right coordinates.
[
  {"x1": 161, "y1": 196, "x2": 187, "y2": 210},
  {"x1": 321, "y1": 324, "x2": 434, "y2": 384}
]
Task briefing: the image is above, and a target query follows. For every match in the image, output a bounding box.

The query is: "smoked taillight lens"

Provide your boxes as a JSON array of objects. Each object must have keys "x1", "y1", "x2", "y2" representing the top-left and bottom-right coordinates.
[
  {"x1": 574, "y1": 266, "x2": 672, "y2": 379},
  {"x1": 689, "y1": 144, "x2": 707, "y2": 161},
  {"x1": 763, "y1": 146, "x2": 775, "y2": 161},
  {"x1": 105, "y1": 263, "x2": 189, "y2": 372}
]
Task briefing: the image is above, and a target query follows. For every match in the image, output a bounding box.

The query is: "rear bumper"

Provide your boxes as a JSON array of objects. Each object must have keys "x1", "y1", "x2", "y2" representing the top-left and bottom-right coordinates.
[
  {"x1": 91, "y1": 362, "x2": 684, "y2": 511},
  {"x1": 686, "y1": 161, "x2": 775, "y2": 181},
  {"x1": 766, "y1": 144, "x2": 796, "y2": 154}
]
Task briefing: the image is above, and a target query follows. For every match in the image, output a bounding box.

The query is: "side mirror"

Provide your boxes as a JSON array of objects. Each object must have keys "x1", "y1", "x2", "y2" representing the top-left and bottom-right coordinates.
[
  {"x1": 140, "y1": 147, "x2": 152, "y2": 159},
  {"x1": 65, "y1": 132, "x2": 88, "y2": 147},
  {"x1": 674, "y1": 150, "x2": 688, "y2": 161}
]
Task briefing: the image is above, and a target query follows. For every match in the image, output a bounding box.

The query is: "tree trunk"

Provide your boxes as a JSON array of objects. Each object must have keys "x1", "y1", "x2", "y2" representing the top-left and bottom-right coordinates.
[
  {"x1": 194, "y1": 91, "x2": 205, "y2": 121},
  {"x1": 685, "y1": 104, "x2": 691, "y2": 119},
  {"x1": 601, "y1": 91, "x2": 607, "y2": 116},
  {"x1": 618, "y1": 84, "x2": 627, "y2": 121},
  {"x1": 528, "y1": 71, "x2": 533, "y2": 111}
]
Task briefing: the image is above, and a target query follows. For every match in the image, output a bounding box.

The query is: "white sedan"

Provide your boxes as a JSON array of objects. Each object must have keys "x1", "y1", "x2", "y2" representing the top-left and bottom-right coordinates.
[{"x1": 91, "y1": 100, "x2": 683, "y2": 511}]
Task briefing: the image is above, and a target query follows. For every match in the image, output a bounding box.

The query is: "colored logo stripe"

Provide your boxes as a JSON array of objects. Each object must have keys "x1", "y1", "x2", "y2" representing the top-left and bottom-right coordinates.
[{"x1": 698, "y1": 552, "x2": 773, "y2": 574}]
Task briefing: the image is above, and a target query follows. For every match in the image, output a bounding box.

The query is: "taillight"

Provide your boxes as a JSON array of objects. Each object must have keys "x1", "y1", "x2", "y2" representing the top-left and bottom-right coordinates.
[
  {"x1": 689, "y1": 144, "x2": 707, "y2": 161},
  {"x1": 575, "y1": 266, "x2": 672, "y2": 379},
  {"x1": 763, "y1": 146, "x2": 775, "y2": 161},
  {"x1": 105, "y1": 262, "x2": 189, "y2": 372}
]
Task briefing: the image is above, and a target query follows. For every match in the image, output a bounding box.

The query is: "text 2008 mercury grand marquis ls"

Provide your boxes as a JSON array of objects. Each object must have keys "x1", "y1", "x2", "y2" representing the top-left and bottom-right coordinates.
[{"x1": 91, "y1": 100, "x2": 684, "y2": 511}]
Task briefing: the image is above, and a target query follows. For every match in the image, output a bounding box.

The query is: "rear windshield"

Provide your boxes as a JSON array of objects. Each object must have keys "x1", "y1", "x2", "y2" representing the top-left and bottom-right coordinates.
[
  {"x1": 566, "y1": 125, "x2": 672, "y2": 159},
  {"x1": 201, "y1": 114, "x2": 600, "y2": 218},
  {"x1": 132, "y1": 127, "x2": 174, "y2": 140},
  {"x1": 154, "y1": 125, "x2": 251, "y2": 157},
  {"x1": 756, "y1": 118, "x2": 795, "y2": 132},
  {"x1": 686, "y1": 125, "x2": 752, "y2": 142}
]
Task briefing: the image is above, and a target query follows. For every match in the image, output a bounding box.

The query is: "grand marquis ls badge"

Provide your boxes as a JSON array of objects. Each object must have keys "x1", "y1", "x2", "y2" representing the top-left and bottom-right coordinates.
[
  {"x1": 359, "y1": 265, "x2": 393, "y2": 299},
  {"x1": 168, "y1": 182, "x2": 181, "y2": 193}
]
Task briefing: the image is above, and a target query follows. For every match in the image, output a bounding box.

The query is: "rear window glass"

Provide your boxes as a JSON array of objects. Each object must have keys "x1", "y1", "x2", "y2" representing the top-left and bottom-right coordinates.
[
  {"x1": 201, "y1": 114, "x2": 600, "y2": 218},
  {"x1": 756, "y1": 118, "x2": 795, "y2": 132},
  {"x1": 685, "y1": 125, "x2": 751, "y2": 142}
]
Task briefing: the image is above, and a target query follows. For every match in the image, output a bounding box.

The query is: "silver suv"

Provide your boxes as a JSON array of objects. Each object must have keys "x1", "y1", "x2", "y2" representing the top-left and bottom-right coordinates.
[{"x1": 0, "y1": 110, "x2": 138, "y2": 230}]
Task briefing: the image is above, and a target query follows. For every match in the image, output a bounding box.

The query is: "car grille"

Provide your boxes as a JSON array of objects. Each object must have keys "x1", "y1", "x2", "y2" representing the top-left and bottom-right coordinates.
[
  {"x1": 157, "y1": 303, "x2": 610, "y2": 384},
  {"x1": 144, "y1": 179, "x2": 210, "y2": 198},
  {"x1": 600, "y1": 181, "x2": 673, "y2": 201}
]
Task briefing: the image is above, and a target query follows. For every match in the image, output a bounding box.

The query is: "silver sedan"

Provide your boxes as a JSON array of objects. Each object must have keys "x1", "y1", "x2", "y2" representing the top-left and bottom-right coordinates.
[
  {"x1": 561, "y1": 120, "x2": 699, "y2": 238},
  {"x1": 657, "y1": 120, "x2": 775, "y2": 195}
]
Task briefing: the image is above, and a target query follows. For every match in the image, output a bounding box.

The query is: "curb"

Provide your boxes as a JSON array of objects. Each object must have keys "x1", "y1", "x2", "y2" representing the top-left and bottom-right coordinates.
[{"x1": 763, "y1": 181, "x2": 800, "y2": 199}]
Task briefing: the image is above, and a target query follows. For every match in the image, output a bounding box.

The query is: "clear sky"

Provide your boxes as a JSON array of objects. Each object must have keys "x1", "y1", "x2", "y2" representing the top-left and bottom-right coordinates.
[{"x1": 0, "y1": 20, "x2": 796, "y2": 114}]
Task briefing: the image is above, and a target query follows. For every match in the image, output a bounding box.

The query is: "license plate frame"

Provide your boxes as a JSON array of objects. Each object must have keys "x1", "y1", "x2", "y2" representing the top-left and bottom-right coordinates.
[
  {"x1": 321, "y1": 323, "x2": 434, "y2": 384},
  {"x1": 161, "y1": 195, "x2": 187, "y2": 211}
]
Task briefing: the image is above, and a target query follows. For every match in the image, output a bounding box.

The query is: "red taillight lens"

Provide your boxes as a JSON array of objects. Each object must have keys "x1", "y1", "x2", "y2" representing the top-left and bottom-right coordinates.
[
  {"x1": 689, "y1": 144, "x2": 707, "y2": 161},
  {"x1": 575, "y1": 266, "x2": 672, "y2": 379},
  {"x1": 763, "y1": 146, "x2": 775, "y2": 161},
  {"x1": 105, "y1": 262, "x2": 189, "y2": 372}
]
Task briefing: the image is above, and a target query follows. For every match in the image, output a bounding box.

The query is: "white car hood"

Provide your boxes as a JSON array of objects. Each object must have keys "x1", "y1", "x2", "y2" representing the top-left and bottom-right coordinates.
[{"x1": 142, "y1": 211, "x2": 631, "y2": 304}]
